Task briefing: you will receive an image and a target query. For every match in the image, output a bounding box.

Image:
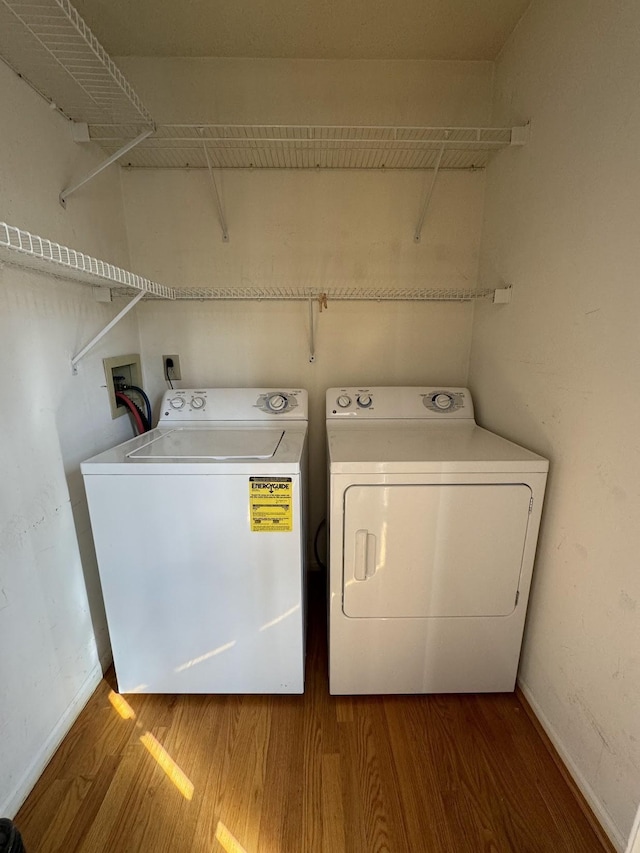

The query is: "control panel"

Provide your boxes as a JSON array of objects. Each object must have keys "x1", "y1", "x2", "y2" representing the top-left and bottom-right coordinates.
[
  {"x1": 165, "y1": 390, "x2": 209, "y2": 414},
  {"x1": 335, "y1": 391, "x2": 374, "y2": 410},
  {"x1": 159, "y1": 388, "x2": 308, "y2": 423},
  {"x1": 254, "y1": 391, "x2": 299, "y2": 415},
  {"x1": 326, "y1": 387, "x2": 474, "y2": 420},
  {"x1": 422, "y1": 390, "x2": 466, "y2": 414}
]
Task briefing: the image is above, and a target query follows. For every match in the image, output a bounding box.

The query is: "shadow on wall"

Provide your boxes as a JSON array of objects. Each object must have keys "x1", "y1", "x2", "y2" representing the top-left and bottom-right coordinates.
[{"x1": 65, "y1": 468, "x2": 111, "y2": 665}]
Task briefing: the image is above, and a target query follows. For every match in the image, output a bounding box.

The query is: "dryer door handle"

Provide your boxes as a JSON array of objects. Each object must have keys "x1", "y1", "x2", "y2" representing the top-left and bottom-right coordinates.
[{"x1": 354, "y1": 529, "x2": 377, "y2": 581}]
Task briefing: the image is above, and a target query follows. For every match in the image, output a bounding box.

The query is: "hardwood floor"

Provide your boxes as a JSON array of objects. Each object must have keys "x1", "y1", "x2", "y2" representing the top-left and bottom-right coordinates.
[{"x1": 15, "y1": 575, "x2": 611, "y2": 853}]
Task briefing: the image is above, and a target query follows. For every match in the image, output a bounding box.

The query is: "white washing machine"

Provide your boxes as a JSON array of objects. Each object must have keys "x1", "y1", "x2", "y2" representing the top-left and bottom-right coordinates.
[
  {"x1": 82, "y1": 388, "x2": 308, "y2": 694},
  {"x1": 326, "y1": 386, "x2": 548, "y2": 695}
]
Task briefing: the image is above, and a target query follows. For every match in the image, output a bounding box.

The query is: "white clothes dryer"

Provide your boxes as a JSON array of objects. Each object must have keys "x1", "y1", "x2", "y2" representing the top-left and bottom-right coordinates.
[
  {"x1": 326, "y1": 386, "x2": 548, "y2": 695},
  {"x1": 82, "y1": 388, "x2": 308, "y2": 694}
]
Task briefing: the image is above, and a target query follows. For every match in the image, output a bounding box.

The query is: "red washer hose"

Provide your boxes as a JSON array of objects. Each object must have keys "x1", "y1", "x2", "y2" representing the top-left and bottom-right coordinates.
[{"x1": 115, "y1": 391, "x2": 146, "y2": 435}]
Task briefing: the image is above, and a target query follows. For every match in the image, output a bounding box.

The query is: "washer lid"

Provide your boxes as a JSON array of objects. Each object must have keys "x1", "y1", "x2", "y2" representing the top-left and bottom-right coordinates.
[
  {"x1": 81, "y1": 422, "x2": 307, "y2": 473},
  {"x1": 127, "y1": 428, "x2": 284, "y2": 460}
]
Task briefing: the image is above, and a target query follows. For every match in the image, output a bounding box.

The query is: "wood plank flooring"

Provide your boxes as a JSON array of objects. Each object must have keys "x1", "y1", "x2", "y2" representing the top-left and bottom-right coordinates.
[{"x1": 15, "y1": 575, "x2": 610, "y2": 852}]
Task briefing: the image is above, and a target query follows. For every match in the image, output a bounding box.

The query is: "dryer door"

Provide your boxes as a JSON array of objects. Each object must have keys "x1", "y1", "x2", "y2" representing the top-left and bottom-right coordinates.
[{"x1": 343, "y1": 484, "x2": 531, "y2": 618}]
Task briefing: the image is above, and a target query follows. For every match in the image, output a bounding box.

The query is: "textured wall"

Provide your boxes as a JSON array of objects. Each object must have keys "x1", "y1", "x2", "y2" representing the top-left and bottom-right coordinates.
[
  {"x1": 468, "y1": 2, "x2": 640, "y2": 847},
  {"x1": 0, "y1": 60, "x2": 140, "y2": 815}
]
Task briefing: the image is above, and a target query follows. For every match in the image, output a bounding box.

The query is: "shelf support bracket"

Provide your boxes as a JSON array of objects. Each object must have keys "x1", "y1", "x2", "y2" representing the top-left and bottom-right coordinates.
[
  {"x1": 202, "y1": 139, "x2": 230, "y2": 242},
  {"x1": 60, "y1": 127, "x2": 155, "y2": 207},
  {"x1": 71, "y1": 291, "x2": 145, "y2": 374},
  {"x1": 414, "y1": 141, "x2": 447, "y2": 243},
  {"x1": 493, "y1": 285, "x2": 512, "y2": 304},
  {"x1": 308, "y1": 293, "x2": 327, "y2": 362},
  {"x1": 510, "y1": 124, "x2": 530, "y2": 146},
  {"x1": 308, "y1": 297, "x2": 316, "y2": 363}
]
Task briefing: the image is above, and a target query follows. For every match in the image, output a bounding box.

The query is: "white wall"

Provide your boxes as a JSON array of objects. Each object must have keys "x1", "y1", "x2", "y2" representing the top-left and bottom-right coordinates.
[
  {"x1": 468, "y1": 1, "x2": 640, "y2": 847},
  {"x1": 0, "y1": 60, "x2": 140, "y2": 815},
  {"x1": 119, "y1": 58, "x2": 492, "y2": 545},
  {"x1": 116, "y1": 57, "x2": 493, "y2": 125}
]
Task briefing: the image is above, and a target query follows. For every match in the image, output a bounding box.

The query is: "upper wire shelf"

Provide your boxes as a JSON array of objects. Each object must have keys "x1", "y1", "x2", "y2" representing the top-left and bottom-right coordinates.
[
  {"x1": 0, "y1": 0, "x2": 153, "y2": 125},
  {"x1": 0, "y1": 0, "x2": 525, "y2": 173},
  {"x1": 0, "y1": 222, "x2": 495, "y2": 303},
  {"x1": 88, "y1": 124, "x2": 524, "y2": 170},
  {"x1": 0, "y1": 0, "x2": 528, "y2": 199}
]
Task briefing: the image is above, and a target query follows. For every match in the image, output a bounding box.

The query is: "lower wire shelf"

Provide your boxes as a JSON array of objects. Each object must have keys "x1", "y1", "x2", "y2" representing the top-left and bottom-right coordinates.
[
  {"x1": 1, "y1": 219, "x2": 505, "y2": 372},
  {"x1": 1, "y1": 221, "x2": 495, "y2": 303}
]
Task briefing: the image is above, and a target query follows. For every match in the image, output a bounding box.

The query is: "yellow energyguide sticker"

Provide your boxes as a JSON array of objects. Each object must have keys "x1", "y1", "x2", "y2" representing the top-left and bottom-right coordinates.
[{"x1": 249, "y1": 477, "x2": 293, "y2": 532}]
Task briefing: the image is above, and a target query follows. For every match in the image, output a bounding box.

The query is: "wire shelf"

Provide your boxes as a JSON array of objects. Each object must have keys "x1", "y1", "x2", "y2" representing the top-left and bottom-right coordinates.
[
  {"x1": 171, "y1": 286, "x2": 493, "y2": 302},
  {"x1": 0, "y1": 0, "x2": 525, "y2": 172},
  {"x1": 0, "y1": 0, "x2": 153, "y2": 125},
  {"x1": 0, "y1": 222, "x2": 173, "y2": 297},
  {"x1": 0, "y1": 222, "x2": 495, "y2": 303},
  {"x1": 88, "y1": 124, "x2": 522, "y2": 170}
]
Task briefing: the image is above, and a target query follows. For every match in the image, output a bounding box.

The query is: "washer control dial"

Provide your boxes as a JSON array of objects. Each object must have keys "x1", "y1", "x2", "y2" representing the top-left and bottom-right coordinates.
[
  {"x1": 190, "y1": 396, "x2": 205, "y2": 409},
  {"x1": 357, "y1": 394, "x2": 373, "y2": 408},
  {"x1": 434, "y1": 393, "x2": 453, "y2": 410},
  {"x1": 337, "y1": 395, "x2": 352, "y2": 408},
  {"x1": 169, "y1": 397, "x2": 185, "y2": 409},
  {"x1": 266, "y1": 393, "x2": 288, "y2": 413}
]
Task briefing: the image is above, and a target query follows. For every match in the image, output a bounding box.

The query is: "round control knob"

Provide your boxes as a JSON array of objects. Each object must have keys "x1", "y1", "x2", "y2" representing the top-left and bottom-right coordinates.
[
  {"x1": 434, "y1": 393, "x2": 453, "y2": 410},
  {"x1": 190, "y1": 396, "x2": 205, "y2": 409},
  {"x1": 169, "y1": 397, "x2": 185, "y2": 409},
  {"x1": 267, "y1": 393, "x2": 288, "y2": 412},
  {"x1": 357, "y1": 394, "x2": 373, "y2": 408},
  {"x1": 337, "y1": 395, "x2": 352, "y2": 408}
]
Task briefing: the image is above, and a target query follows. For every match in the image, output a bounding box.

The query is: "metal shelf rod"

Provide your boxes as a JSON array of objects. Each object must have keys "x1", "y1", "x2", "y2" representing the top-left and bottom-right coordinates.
[
  {"x1": 202, "y1": 138, "x2": 229, "y2": 242},
  {"x1": 60, "y1": 126, "x2": 155, "y2": 206},
  {"x1": 70, "y1": 291, "x2": 144, "y2": 374},
  {"x1": 414, "y1": 142, "x2": 446, "y2": 243}
]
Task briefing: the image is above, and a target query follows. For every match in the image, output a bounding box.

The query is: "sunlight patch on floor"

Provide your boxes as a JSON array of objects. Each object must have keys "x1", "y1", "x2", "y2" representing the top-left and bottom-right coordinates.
[
  {"x1": 215, "y1": 821, "x2": 247, "y2": 853},
  {"x1": 140, "y1": 732, "x2": 195, "y2": 800},
  {"x1": 108, "y1": 690, "x2": 136, "y2": 720}
]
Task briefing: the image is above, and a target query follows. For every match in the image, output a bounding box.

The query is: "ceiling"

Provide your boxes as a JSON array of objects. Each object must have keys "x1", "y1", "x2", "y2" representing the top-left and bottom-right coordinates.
[{"x1": 71, "y1": 0, "x2": 531, "y2": 61}]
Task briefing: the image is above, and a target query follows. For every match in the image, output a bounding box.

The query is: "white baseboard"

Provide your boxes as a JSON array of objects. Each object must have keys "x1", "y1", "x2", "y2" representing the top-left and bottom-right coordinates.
[
  {"x1": 517, "y1": 678, "x2": 626, "y2": 852},
  {"x1": 625, "y1": 804, "x2": 640, "y2": 853},
  {"x1": 1, "y1": 658, "x2": 106, "y2": 819}
]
